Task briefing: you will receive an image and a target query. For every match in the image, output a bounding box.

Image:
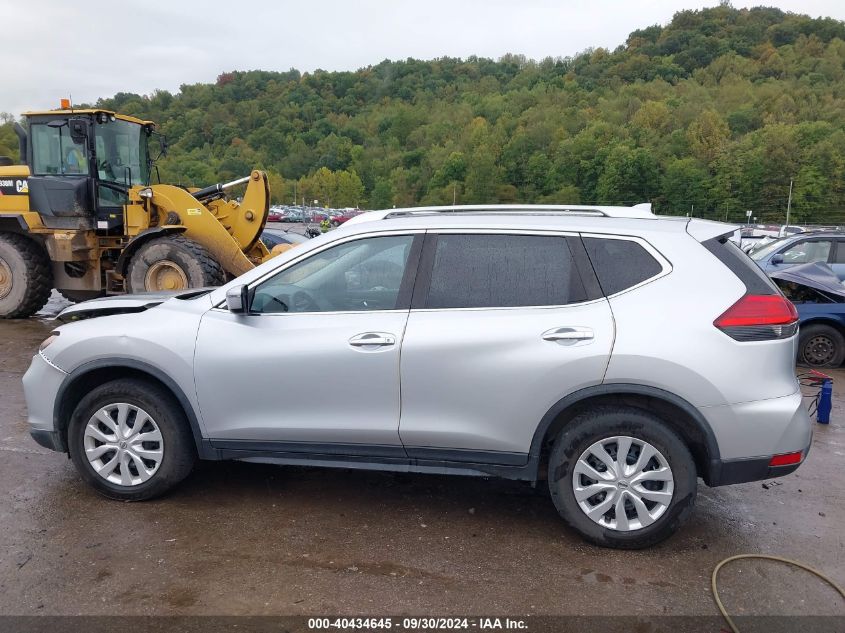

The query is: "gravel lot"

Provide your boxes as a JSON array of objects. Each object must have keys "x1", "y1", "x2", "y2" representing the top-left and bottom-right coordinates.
[{"x1": 0, "y1": 298, "x2": 842, "y2": 627}]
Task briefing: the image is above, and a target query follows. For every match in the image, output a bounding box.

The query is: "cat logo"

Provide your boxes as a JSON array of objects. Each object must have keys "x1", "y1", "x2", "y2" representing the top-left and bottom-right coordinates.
[{"x1": 15, "y1": 179, "x2": 28, "y2": 194}]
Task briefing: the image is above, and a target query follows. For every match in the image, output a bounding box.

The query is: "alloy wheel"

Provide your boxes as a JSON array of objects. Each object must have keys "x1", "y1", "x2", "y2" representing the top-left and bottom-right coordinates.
[
  {"x1": 83, "y1": 403, "x2": 164, "y2": 486},
  {"x1": 572, "y1": 435, "x2": 674, "y2": 531}
]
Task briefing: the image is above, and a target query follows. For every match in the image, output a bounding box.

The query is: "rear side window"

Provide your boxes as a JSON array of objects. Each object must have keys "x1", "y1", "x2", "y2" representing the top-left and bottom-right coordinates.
[
  {"x1": 703, "y1": 237, "x2": 779, "y2": 295},
  {"x1": 583, "y1": 237, "x2": 663, "y2": 295},
  {"x1": 425, "y1": 234, "x2": 588, "y2": 309}
]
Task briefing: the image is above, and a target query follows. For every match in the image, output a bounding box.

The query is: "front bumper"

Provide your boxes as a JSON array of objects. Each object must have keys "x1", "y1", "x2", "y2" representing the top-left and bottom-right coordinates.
[
  {"x1": 30, "y1": 428, "x2": 65, "y2": 452},
  {"x1": 22, "y1": 351, "x2": 68, "y2": 453}
]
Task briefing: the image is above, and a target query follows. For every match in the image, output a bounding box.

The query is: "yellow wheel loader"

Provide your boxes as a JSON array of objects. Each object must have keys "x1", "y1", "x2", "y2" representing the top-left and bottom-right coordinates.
[{"x1": 0, "y1": 105, "x2": 276, "y2": 318}]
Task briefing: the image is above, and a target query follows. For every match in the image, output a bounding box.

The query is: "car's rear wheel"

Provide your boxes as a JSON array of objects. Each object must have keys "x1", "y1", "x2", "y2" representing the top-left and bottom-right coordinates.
[
  {"x1": 548, "y1": 406, "x2": 697, "y2": 549},
  {"x1": 68, "y1": 378, "x2": 196, "y2": 500},
  {"x1": 798, "y1": 323, "x2": 845, "y2": 368}
]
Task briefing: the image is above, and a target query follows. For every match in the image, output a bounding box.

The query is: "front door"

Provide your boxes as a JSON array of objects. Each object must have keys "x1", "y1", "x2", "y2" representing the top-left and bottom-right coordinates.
[{"x1": 194, "y1": 233, "x2": 422, "y2": 451}]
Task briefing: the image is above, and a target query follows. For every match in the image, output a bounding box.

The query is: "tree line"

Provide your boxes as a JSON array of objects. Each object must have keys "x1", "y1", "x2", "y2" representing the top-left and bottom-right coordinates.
[{"x1": 2, "y1": 4, "x2": 845, "y2": 223}]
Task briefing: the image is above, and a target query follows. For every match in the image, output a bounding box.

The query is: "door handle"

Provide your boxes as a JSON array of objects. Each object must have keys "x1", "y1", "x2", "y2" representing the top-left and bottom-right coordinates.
[
  {"x1": 542, "y1": 327, "x2": 594, "y2": 343},
  {"x1": 349, "y1": 332, "x2": 396, "y2": 347}
]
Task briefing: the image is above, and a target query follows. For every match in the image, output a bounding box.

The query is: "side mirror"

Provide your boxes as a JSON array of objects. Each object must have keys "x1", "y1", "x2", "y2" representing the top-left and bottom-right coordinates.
[
  {"x1": 68, "y1": 118, "x2": 88, "y2": 145},
  {"x1": 225, "y1": 284, "x2": 250, "y2": 313},
  {"x1": 771, "y1": 253, "x2": 784, "y2": 265}
]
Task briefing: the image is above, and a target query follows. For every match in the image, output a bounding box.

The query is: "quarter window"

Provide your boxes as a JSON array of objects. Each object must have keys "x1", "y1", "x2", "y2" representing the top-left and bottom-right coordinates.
[
  {"x1": 251, "y1": 235, "x2": 415, "y2": 314},
  {"x1": 583, "y1": 237, "x2": 663, "y2": 295},
  {"x1": 424, "y1": 234, "x2": 588, "y2": 309}
]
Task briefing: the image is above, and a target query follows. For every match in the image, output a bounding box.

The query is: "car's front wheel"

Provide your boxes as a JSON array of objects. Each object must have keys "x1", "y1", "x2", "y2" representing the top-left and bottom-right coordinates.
[
  {"x1": 548, "y1": 406, "x2": 697, "y2": 549},
  {"x1": 68, "y1": 378, "x2": 196, "y2": 500}
]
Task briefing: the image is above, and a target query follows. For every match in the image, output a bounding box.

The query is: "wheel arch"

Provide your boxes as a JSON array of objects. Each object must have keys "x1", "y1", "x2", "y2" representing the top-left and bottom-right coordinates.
[
  {"x1": 798, "y1": 317, "x2": 845, "y2": 333},
  {"x1": 0, "y1": 215, "x2": 32, "y2": 235},
  {"x1": 529, "y1": 384, "x2": 721, "y2": 486},
  {"x1": 54, "y1": 358, "x2": 213, "y2": 459},
  {"x1": 115, "y1": 226, "x2": 187, "y2": 276}
]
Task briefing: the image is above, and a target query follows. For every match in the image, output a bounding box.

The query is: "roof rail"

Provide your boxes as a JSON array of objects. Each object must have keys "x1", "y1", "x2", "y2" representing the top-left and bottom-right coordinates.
[{"x1": 343, "y1": 204, "x2": 657, "y2": 226}]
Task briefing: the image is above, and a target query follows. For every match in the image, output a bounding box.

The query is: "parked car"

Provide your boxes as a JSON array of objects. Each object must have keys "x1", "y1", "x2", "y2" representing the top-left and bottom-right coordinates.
[
  {"x1": 260, "y1": 228, "x2": 309, "y2": 251},
  {"x1": 331, "y1": 209, "x2": 363, "y2": 226},
  {"x1": 25, "y1": 204, "x2": 810, "y2": 549},
  {"x1": 772, "y1": 261, "x2": 845, "y2": 367},
  {"x1": 779, "y1": 225, "x2": 805, "y2": 237},
  {"x1": 750, "y1": 231, "x2": 845, "y2": 280},
  {"x1": 266, "y1": 209, "x2": 284, "y2": 222}
]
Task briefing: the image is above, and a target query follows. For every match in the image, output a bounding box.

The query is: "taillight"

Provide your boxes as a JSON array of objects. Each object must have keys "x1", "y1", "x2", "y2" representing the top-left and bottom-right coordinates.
[{"x1": 714, "y1": 294, "x2": 799, "y2": 341}]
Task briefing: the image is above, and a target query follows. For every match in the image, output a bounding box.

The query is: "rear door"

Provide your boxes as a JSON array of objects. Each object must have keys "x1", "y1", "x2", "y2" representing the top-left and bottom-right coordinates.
[{"x1": 398, "y1": 231, "x2": 615, "y2": 463}]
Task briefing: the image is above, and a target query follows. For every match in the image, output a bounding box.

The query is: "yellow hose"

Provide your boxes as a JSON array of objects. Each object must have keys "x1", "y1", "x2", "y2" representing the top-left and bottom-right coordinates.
[{"x1": 712, "y1": 554, "x2": 845, "y2": 633}]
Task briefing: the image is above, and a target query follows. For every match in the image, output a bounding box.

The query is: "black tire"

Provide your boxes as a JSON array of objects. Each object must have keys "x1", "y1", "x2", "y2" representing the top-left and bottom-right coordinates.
[
  {"x1": 126, "y1": 235, "x2": 225, "y2": 293},
  {"x1": 548, "y1": 406, "x2": 697, "y2": 549},
  {"x1": 798, "y1": 323, "x2": 845, "y2": 368},
  {"x1": 68, "y1": 378, "x2": 196, "y2": 501},
  {"x1": 58, "y1": 289, "x2": 104, "y2": 303},
  {"x1": 0, "y1": 232, "x2": 52, "y2": 318}
]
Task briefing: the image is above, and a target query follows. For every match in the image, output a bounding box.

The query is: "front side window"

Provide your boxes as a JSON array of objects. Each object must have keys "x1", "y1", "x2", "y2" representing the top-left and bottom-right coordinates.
[
  {"x1": 94, "y1": 119, "x2": 150, "y2": 186},
  {"x1": 251, "y1": 235, "x2": 415, "y2": 314},
  {"x1": 780, "y1": 240, "x2": 832, "y2": 264},
  {"x1": 425, "y1": 234, "x2": 587, "y2": 309},
  {"x1": 30, "y1": 123, "x2": 88, "y2": 176}
]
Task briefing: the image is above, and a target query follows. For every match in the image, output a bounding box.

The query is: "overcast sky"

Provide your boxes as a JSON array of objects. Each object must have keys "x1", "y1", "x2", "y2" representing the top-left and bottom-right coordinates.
[{"x1": 2, "y1": 0, "x2": 844, "y2": 115}]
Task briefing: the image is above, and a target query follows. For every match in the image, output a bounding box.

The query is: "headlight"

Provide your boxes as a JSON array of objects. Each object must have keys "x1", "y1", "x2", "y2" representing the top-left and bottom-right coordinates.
[{"x1": 39, "y1": 332, "x2": 59, "y2": 352}]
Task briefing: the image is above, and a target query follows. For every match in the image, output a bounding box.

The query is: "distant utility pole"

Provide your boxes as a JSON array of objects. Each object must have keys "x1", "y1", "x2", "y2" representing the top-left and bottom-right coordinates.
[{"x1": 786, "y1": 178, "x2": 794, "y2": 227}]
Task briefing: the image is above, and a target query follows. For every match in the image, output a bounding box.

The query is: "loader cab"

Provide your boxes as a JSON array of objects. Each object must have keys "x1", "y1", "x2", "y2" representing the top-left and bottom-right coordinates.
[{"x1": 22, "y1": 109, "x2": 155, "y2": 231}]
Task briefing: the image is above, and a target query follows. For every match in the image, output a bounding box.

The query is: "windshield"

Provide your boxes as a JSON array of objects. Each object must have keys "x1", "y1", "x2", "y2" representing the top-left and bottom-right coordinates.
[
  {"x1": 94, "y1": 119, "x2": 150, "y2": 186},
  {"x1": 750, "y1": 237, "x2": 790, "y2": 261}
]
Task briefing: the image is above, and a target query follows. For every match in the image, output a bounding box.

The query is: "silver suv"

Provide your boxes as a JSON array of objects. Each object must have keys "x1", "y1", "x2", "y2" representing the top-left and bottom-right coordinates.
[{"x1": 24, "y1": 205, "x2": 812, "y2": 549}]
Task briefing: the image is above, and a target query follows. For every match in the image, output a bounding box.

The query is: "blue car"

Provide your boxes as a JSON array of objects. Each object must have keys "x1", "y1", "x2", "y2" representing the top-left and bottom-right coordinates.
[
  {"x1": 752, "y1": 231, "x2": 845, "y2": 280},
  {"x1": 772, "y1": 262, "x2": 845, "y2": 367}
]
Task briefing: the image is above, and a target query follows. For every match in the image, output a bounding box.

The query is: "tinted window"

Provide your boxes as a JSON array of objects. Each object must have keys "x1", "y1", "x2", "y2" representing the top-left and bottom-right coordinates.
[
  {"x1": 252, "y1": 235, "x2": 414, "y2": 313},
  {"x1": 833, "y1": 241, "x2": 845, "y2": 264},
  {"x1": 425, "y1": 234, "x2": 587, "y2": 309},
  {"x1": 583, "y1": 237, "x2": 663, "y2": 295}
]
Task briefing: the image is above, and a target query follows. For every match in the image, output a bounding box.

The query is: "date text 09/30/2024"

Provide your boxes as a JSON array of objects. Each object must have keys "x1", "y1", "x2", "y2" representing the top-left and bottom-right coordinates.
[{"x1": 307, "y1": 618, "x2": 528, "y2": 630}]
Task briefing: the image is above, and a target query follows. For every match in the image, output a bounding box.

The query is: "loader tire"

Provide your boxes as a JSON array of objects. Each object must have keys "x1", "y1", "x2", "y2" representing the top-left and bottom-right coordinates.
[
  {"x1": 0, "y1": 233, "x2": 52, "y2": 318},
  {"x1": 58, "y1": 289, "x2": 103, "y2": 303},
  {"x1": 126, "y1": 236, "x2": 225, "y2": 293}
]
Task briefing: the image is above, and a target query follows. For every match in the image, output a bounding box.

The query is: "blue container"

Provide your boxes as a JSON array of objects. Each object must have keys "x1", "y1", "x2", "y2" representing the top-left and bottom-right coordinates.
[{"x1": 818, "y1": 379, "x2": 833, "y2": 424}]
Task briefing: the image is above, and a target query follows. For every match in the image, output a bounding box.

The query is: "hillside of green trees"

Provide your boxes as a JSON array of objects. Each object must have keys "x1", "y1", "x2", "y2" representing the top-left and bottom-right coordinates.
[{"x1": 2, "y1": 4, "x2": 845, "y2": 223}]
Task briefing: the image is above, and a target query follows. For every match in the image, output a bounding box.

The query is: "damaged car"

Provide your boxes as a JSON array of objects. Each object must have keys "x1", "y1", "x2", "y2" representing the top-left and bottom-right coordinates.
[{"x1": 772, "y1": 261, "x2": 845, "y2": 368}]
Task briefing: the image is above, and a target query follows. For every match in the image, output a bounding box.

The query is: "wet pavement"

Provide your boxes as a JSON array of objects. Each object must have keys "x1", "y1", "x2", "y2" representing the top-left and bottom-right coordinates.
[{"x1": 0, "y1": 310, "x2": 843, "y2": 619}]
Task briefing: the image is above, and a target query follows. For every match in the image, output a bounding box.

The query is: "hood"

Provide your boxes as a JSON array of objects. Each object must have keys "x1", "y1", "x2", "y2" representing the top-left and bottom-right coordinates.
[
  {"x1": 57, "y1": 288, "x2": 212, "y2": 322},
  {"x1": 770, "y1": 262, "x2": 845, "y2": 300}
]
